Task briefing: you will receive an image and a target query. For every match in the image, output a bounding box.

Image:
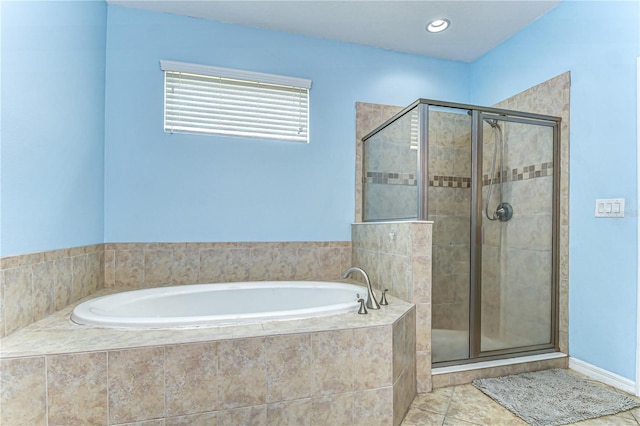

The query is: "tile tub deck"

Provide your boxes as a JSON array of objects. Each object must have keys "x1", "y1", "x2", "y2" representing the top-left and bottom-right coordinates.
[{"x1": 0, "y1": 288, "x2": 416, "y2": 426}]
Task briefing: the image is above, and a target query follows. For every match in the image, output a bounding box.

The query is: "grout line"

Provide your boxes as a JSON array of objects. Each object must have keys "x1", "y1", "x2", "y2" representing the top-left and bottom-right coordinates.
[
  {"x1": 440, "y1": 386, "x2": 455, "y2": 426},
  {"x1": 44, "y1": 355, "x2": 49, "y2": 426}
]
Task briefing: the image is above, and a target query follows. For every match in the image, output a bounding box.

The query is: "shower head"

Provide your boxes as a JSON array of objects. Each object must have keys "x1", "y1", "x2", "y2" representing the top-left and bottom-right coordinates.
[
  {"x1": 465, "y1": 111, "x2": 501, "y2": 129},
  {"x1": 485, "y1": 119, "x2": 500, "y2": 129}
]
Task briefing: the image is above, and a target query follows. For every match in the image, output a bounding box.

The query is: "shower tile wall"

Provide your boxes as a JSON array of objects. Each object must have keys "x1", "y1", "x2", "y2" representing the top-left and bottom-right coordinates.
[
  {"x1": 480, "y1": 121, "x2": 554, "y2": 348},
  {"x1": 362, "y1": 109, "x2": 418, "y2": 221},
  {"x1": 428, "y1": 111, "x2": 471, "y2": 334},
  {"x1": 483, "y1": 72, "x2": 570, "y2": 353},
  {"x1": 355, "y1": 102, "x2": 404, "y2": 222},
  {"x1": 355, "y1": 70, "x2": 569, "y2": 369}
]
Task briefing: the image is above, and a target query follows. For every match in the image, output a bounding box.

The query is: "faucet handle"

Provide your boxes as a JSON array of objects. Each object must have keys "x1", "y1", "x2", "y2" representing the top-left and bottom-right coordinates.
[
  {"x1": 357, "y1": 298, "x2": 368, "y2": 315},
  {"x1": 380, "y1": 289, "x2": 389, "y2": 306}
]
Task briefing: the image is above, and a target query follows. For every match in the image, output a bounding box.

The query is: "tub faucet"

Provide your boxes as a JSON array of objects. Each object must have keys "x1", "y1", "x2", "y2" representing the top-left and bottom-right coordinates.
[{"x1": 341, "y1": 267, "x2": 380, "y2": 310}]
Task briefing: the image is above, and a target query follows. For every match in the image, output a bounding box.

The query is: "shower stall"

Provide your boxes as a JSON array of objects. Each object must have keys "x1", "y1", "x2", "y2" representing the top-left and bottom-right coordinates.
[{"x1": 362, "y1": 99, "x2": 561, "y2": 365}]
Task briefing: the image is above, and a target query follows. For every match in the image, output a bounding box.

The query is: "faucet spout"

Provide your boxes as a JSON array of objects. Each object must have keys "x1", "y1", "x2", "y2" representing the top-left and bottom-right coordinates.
[{"x1": 341, "y1": 267, "x2": 380, "y2": 310}]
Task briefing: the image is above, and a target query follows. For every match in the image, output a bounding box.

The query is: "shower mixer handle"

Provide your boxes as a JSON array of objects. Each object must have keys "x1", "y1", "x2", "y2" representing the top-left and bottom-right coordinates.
[{"x1": 494, "y1": 202, "x2": 513, "y2": 222}]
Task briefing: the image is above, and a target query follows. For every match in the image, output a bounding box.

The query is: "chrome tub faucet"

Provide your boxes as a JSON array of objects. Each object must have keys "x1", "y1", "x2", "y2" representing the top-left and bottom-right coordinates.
[{"x1": 341, "y1": 267, "x2": 380, "y2": 310}]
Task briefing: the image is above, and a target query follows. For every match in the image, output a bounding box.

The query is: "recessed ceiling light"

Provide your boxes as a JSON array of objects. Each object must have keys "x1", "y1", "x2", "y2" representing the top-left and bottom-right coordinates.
[{"x1": 426, "y1": 18, "x2": 450, "y2": 33}]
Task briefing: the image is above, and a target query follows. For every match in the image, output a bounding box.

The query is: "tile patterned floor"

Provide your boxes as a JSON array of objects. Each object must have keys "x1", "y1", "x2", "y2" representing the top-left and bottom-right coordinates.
[{"x1": 402, "y1": 374, "x2": 640, "y2": 425}]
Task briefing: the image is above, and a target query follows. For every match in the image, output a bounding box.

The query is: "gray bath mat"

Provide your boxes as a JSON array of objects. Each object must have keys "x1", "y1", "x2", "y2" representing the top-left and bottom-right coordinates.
[{"x1": 472, "y1": 369, "x2": 639, "y2": 426}]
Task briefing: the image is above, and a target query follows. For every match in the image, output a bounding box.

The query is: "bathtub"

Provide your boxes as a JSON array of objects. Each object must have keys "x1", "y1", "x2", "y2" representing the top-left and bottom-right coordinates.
[{"x1": 71, "y1": 281, "x2": 365, "y2": 329}]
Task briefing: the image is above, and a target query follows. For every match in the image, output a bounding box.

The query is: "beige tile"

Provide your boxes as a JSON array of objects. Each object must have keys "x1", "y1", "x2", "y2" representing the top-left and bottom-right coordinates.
[
  {"x1": 265, "y1": 333, "x2": 311, "y2": 402},
  {"x1": 217, "y1": 405, "x2": 266, "y2": 426},
  {"x1": 115, "y1": 249, "x2": 144, "y2": 288},
  {"x1": 353, "y1": 387, "x2": 393, "y2": 426},
  {"x1": 311, "y1": 393, "x2": 354, "y2": 425},
  {"x1": 108, "y1": 347, "x2": 165, "y2": 424},
  {"x1": 0, "y1": 356, "x2": 47, "y2": 425},
  {"x1": 394, "y1": 368, "x2": 417, "y2": 425},
  {"x1": 3, "y1": 266, "x2": 33, "y2": 335},
  {"x1": 104, "y1": 249, "x2": 116, "y2": 287},
  {"x1": 53, "y1": 257, "x2": 73, "y2": 311},
  {"x1": 391, "y1": 314, "x2": 404, "y2": 380},
  {"x1": 416, "y1": 351, "x2": 433, "y2": 393},
  {"x1": 144, "y1": 249, "x2": 173, "y2": 287},
  {"x1": 87, "y1": 251, "x2": 103, "y2": 294},
  {"x1": 404, "y1": 307, "x2": 417, "y2": 366},
  {"x1": 218, "y1": 337, "x2": 266, "y2": 409},
  {"x1": 572, "y1": 413, "x2": 639, "y2": 425},
  {"x1": 166, "y1": 411, "x2": 217, "y2": 426},
  {"x1": 165, "y1": 342, "x2": 217, "y2": 416},
  {"x1": 296, "y1": 246, "x2": 344, "y2": 281},
  {"x1": 72, "y1": 254, "x2": 89, "y2": 301},
  {"x1": 31, "y1": 261, "x2": 54, "y2": 321},
  {"x1": 172, "y1": 243, "x2": 199, "y2": 285},
  {"x1": 446, "y1": 384, "x2": 526, "y2": 425},
  {"x1": 199, "y1": 248, "x2": 251, "y2": 283},
  {"x1": 311, "y1": 329, "x2": 353, "y2": 395},
  {"x1": 401, "y1": 406, "x2": 446, "y2": 425},
  {"x1": 442, "y1": 416, "x2": 482, "y2": 425},
  {"x1": 411, "y1": 386, "x2": 453, "y2": 415},
  {"x1": 114, "y1": 420, "x2": 166, "y2": 426},
  {"x1": 47, "y1": 351, "x2": 108, "y2": 425},
  {"x1": 412, "y1": 256, "x2": 432, "y2": 304},
  {"x1": 266, "y1": 399, "x2": 311, "y2": 425},
  {"x1": 0, "y1": 270, "x2": 4, "y2": 337},
  {"x1": 353, "y1": 325, "x2": 393, "y2": 390},
  {"x1": 411, "y1": 222, "x2": 433, "y2": 257},
  {"x1": 415, "y1": 303, "x2": 431, "y2": 352},
  {"x1": 250, "y1": 243, "x2": 298, "y2": 281}
]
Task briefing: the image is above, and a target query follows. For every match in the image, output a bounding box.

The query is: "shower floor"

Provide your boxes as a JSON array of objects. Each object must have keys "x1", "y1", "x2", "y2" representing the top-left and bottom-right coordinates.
[{"x1": 432, "y1": 328, "x2": 508, "y2": 363}]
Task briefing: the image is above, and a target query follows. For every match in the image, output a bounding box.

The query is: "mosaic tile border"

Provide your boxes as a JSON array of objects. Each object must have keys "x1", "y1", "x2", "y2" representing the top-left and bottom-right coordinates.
[
  {"x1": 483, "y1": 162, "x2": 553, "y2": 185},
  {"x1": 366, "y1": 162, "x2": 553, "y2": 189},
  {"x1": 430, "y1": 176, "x2": 470, "y2": 188},
  {"x1": 366, "y1": 171, "x2": 417, "y2": 186}
]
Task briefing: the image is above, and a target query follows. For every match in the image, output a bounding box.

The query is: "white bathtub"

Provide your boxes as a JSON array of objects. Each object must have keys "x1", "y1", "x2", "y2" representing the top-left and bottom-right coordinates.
[{"x1": 71, "y1": 281, "x2": 365, "y2": 329}]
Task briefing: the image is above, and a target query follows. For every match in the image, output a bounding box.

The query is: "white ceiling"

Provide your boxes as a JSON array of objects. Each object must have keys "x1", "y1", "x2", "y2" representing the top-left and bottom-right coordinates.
[{"x1": 107, "y1": 0, "x2": 562, "y2": 62}]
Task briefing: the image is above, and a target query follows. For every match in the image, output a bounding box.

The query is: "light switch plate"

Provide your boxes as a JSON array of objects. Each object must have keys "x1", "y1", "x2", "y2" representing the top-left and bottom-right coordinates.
[{"x1": 595, "y1": 198, "x2": 625, "y2": 218}]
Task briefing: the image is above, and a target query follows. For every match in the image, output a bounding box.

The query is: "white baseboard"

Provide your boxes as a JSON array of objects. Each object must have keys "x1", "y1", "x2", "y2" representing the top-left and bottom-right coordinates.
[{"x1": 569, "y1": 357, "x2": 637, "y2": 395}]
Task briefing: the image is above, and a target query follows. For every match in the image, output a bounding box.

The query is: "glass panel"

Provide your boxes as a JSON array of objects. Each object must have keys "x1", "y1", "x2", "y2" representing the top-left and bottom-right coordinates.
[
  {"x1": 428, "y1": 106, "x2": 472, "y2": 363},
  {"x1": 363, "y1": 107, "x2": 419, "y2": 221},
  {"x1": 480, "y1": 117, "x2": 554, "y2": 352}
]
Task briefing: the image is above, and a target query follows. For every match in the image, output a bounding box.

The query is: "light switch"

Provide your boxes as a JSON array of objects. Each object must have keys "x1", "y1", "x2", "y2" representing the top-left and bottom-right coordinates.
[{"x1": 595, "y1": 198, "x2": 625, "y2": 218}]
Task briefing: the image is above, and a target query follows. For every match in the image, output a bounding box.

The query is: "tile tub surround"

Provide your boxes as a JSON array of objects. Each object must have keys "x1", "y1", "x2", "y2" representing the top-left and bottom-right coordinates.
[
  {"x1": 0, "y1": 241, "x2": 351, "y2": 338},
  {"x1": 0, "y1": 244, "x2": 104, "y2": 337},
  {"x1": 104, "y1": 241, "x2": 352, "y2": 289},
  {"x1": 0, "y1": 290, "x2": 416, "y2": 426},
  {"x1": 352, "y1": 221, "x2": 432, "y2": 394}
]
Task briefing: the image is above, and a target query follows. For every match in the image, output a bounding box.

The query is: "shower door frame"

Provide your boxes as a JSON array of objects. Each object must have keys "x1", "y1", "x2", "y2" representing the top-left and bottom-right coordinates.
[
  {"x1": 468, "y1": 109, "x2": 561, "y2": 362},
  {"x1": 419, "y1": 99, "x2": 562, "y2": 365},
  {"x1": 361, "y1": 98, "x2": 562, "y2": 365}
]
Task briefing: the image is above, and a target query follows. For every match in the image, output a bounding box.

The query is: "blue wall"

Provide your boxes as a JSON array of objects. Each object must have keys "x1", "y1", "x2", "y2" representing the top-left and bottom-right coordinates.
[
  {"x1": 0, "y1": 0, "x2": 107, "y2": 257},
  {"x1": 103, "y1": 5, "x2": 470, "y2": 243},
  {"x1": 471, "y1": 0, "x2": 639, "y2": 380}
]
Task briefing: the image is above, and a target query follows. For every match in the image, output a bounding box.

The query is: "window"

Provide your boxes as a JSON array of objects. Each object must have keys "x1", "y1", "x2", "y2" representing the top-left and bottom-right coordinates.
[{"x1": 161, "y1": 60, "x2": 312, "y2": 143}]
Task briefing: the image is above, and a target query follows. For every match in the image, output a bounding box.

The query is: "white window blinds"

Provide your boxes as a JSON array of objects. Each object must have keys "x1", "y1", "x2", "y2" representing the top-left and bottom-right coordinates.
[{"x1": 160, "y1": 60, "x2": 312, "y2": 143}]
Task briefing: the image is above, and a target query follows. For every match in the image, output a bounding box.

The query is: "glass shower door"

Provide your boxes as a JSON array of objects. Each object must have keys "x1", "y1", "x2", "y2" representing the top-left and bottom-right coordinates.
[{"x1": 477, "y1": 115, "x2": 557, "y2": 355}]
